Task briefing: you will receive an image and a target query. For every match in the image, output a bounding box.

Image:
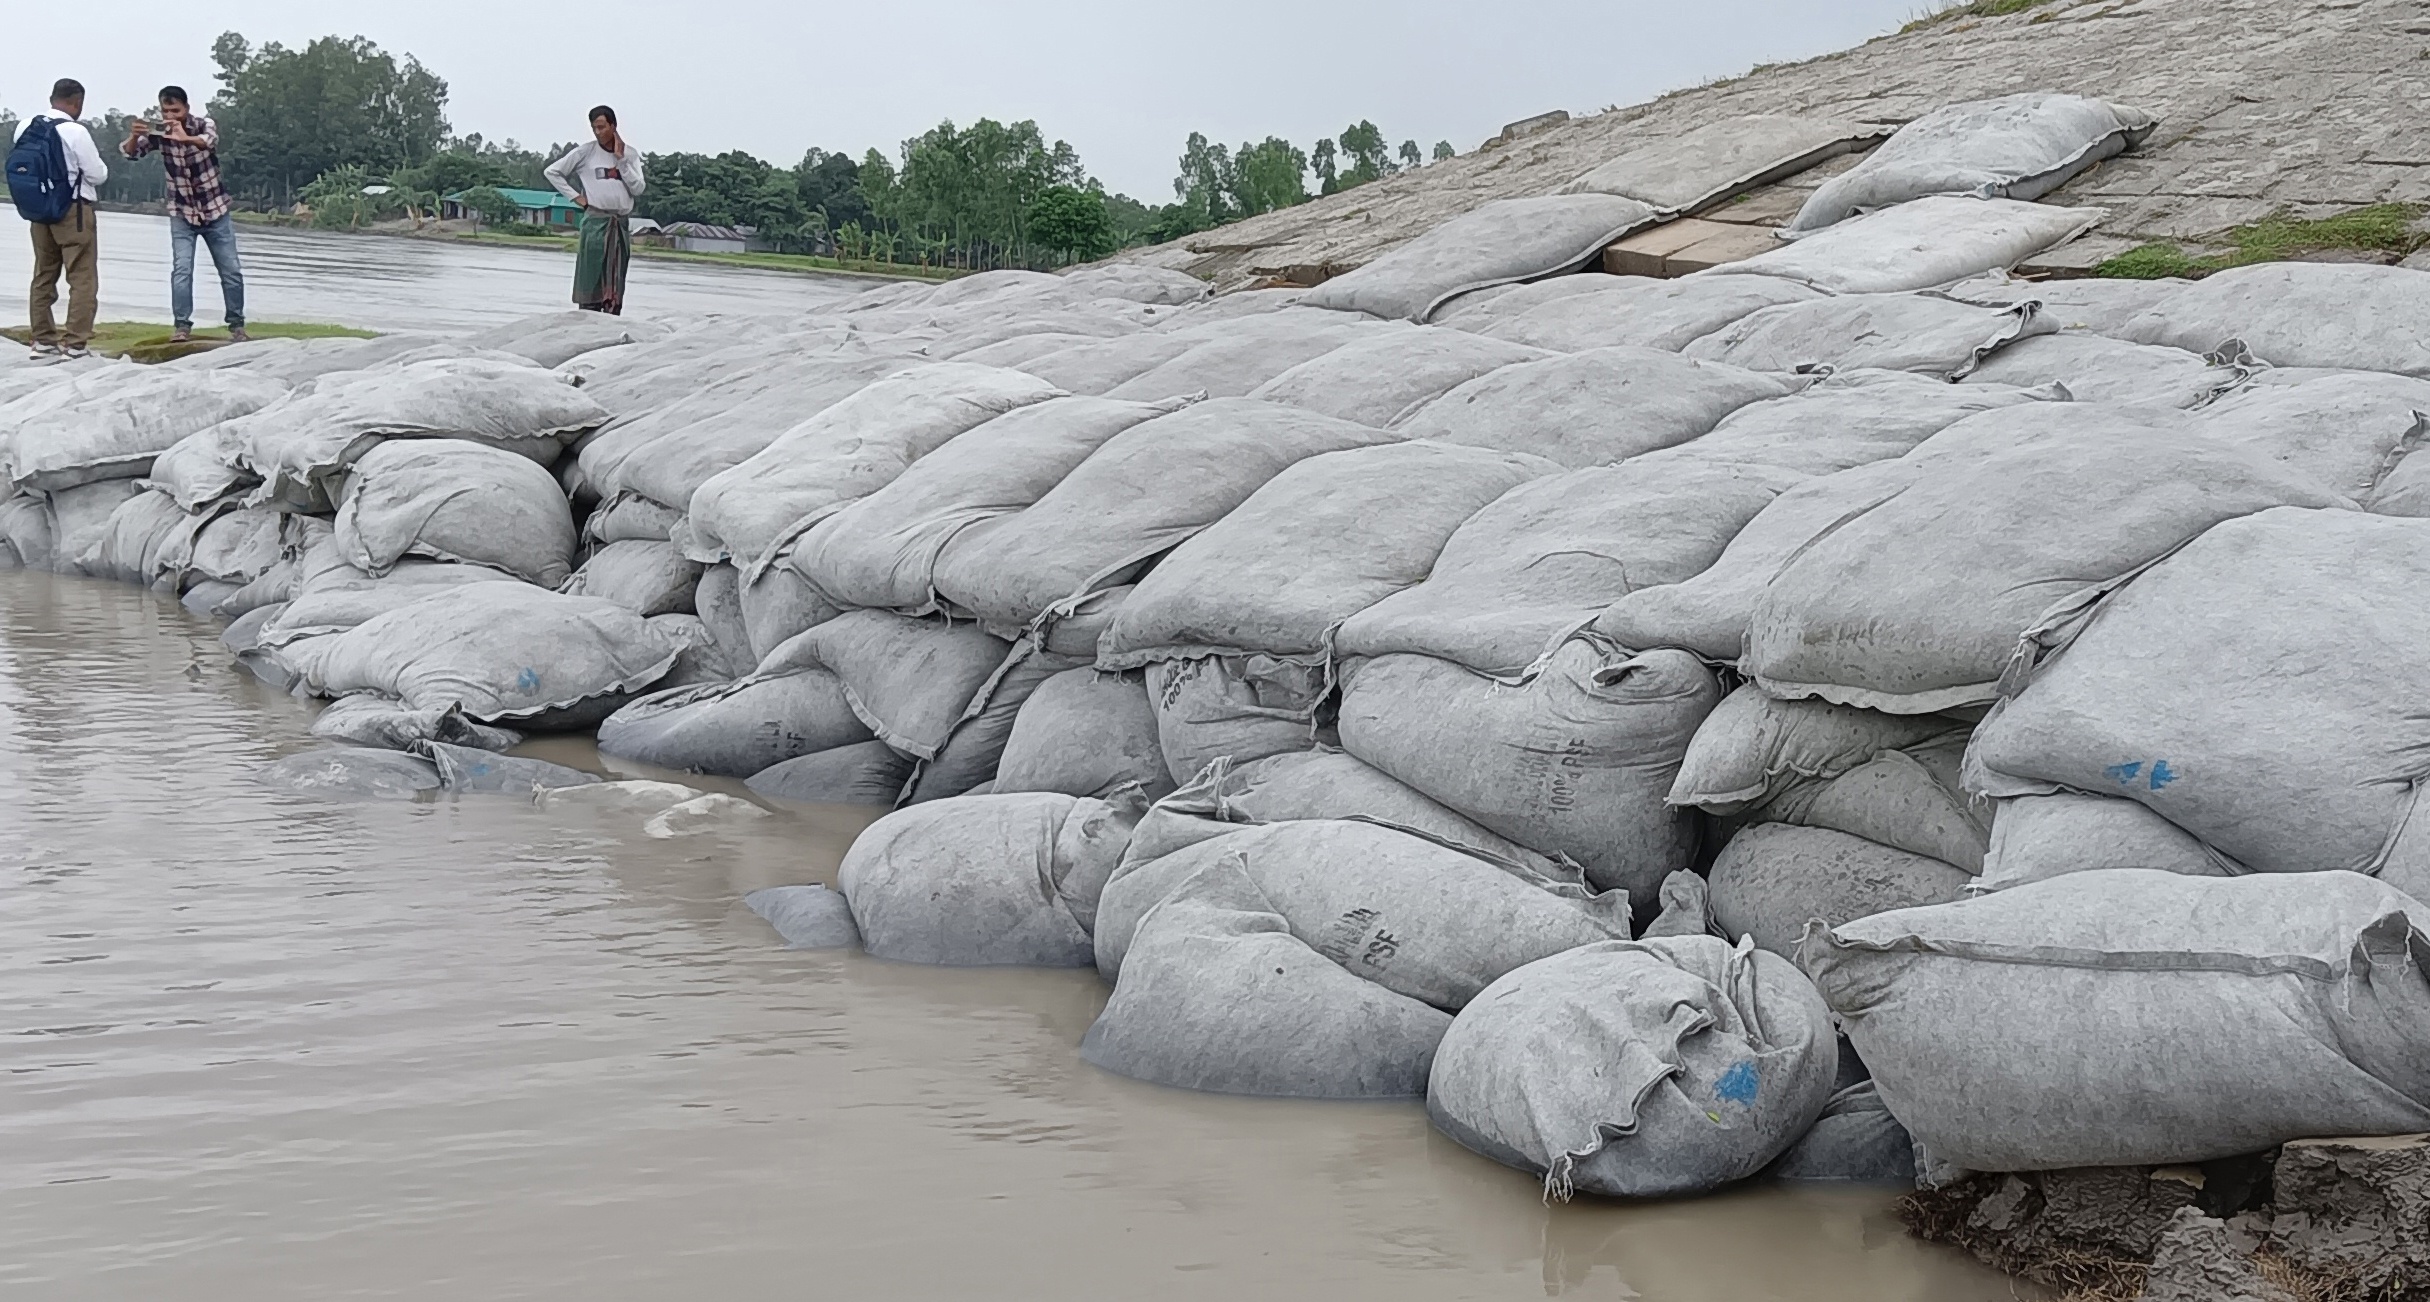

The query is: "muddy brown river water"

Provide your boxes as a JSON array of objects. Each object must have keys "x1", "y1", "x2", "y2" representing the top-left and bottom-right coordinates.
[{"x1": 0, "y1": 568, "x2": 2034, "y2": 1301}]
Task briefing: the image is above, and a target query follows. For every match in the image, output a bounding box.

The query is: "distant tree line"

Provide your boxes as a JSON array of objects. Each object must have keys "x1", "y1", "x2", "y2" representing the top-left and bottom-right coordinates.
[{"x1": 1, "y1": 31, "x2": 1457, "y2": 271}]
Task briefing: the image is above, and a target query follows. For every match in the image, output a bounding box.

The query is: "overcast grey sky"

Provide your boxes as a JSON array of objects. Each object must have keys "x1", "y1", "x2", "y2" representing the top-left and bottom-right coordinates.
[{"x1": 7, "y1": 2, "x2": 1925, "y2": 200}]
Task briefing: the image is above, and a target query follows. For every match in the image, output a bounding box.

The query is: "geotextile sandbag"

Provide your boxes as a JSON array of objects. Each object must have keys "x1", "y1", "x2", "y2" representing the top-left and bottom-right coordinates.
[
  {"x1": 1708, "y1": 823, "x2": 1974, "y2": 959},
  {"x1": 464, "y1": 310, "x2": 670, "y2": 368},
  {"x1": 1015, "y1": 330, "x2": 1201, "y2": 395},
  {"x1": 991, "y1": 668, "x2": 1174, "y2": 800},
  {"x1": 2117, "y1": 261, "x2": 2430, "y2": 376},
  {"x1": 599, "y1": 354, "x2": 905, "y2": 513},
  {"x1": 745, "y1": 740, "x2": 918, "y2": 807},
  {"x1": 1946, "y1": 271, "x2": 2190, "y2": 337},
  {"x1": 1102, "y1": 311, "x2": 1387, "y2": 401},
  {"x1": 172, "y1": 504, "x2": 287, "y2": 590},
  {"x1": 1767, "y1": 1082, "x2": 1917, "y2": 1185},
  {"x1": 744, "y1": 885, "x2": 862, "y2": 950},
  {"x1": 1683, "y1": 292, "x2": 2056, "y2": 380},
  {"x1": 929, "y1": 398, "x2": 1400, "y2": 634},
  {"x1": 1967, "y1": 507, "x2": 2430, "y2": 878},
  {"x1": 2196, "y1": 369, "x2": 2430, "y2": 504},
  {"x1": 1710, "y1": 196, "x2": 2103, "y2": 295},
  {"x1": 1960, "y1": 332, "x2": 2249, "y2": 408},
  {"x1": 1099, "y1": 440, "x2": 1558, "y2": 668},
  {"x1": 0, "y1": 368, "x2": 288, "y2": 492},
  {"x1": 254, "y1": 746, "x2": 442, "y2": 799},
  {"x1": 597, "y1": 630, "x2": 875, "y2": 777},
  {"x1": 1742, "y1": 403, "x2": 2347, "y2": 713},
  {"x1": 1337, "y1": 640, "x2": 1721, "y2": 906},
  {"x1": 1786, "y1": 92, "x2": 2155, "y2": 233},
  {"x1": 1390, "y1": 346, "x2": 1796, "y2": 467},
  {"x1": 561, "y1": 539, "x2": 702, "y2": 616},
  {"x1": 738, "y1": 565, "x2": 841, "y2": 664},
  {"x1": 334, "y1": 438, "x2": 578, "y2": 588},
  {"x1": 796, "y1": 610, "x2": 1012, "y2": 762},
  {"x1": 1562, "y1": 114, "x2": 1886, "y2": 212},
  {"x1": 1800, "y1": 869, "x2": 2430, "y2": 1176},
  {"x1": 790, "y1": 394, "x2": 1189, "y2": 613},
  {"x1": 0, "y1": 492, "x2": 50, "y2": 569},
  {"x1": 1143, "y1": 653, "x2": 1328, "y2": 780},
  {"x1": 1974, "y1": 791, "x2": 2234, "y2": 894},
  {"x1": 41, "y1": 479, "x2": 146, "y2": 571},
  {"x1": 1299, "y1": 194, "x2": 1659, "y2": 322},
  {"x1": 1337, "y1": 457, "x2": 1806, "y2": 674},
  {"x1": 838, "y1": 789, "x2": 1148, "y2": 966},
  {"x1": 582, "y1": 493, "x2": 684, "y2": 544},
  {"x1": 1245, "y1": 328, "x2": 1551, "y2": 427},
  {"x1": 237, "y1": 358, "x2": 606, "y2": 512},
  {"x1": 412, "y1": 739, "x2": 602, "y2": 794},
  {"x1": 286, "y1": 581, "x2": 682, "y2": 726},
  {"x1": 682, "y1": 362, "x2": 1064, "y2": 577},
  {"x1": 1475, "y1": 274, "x2": 1828, "y2": 354},
  {"x1": 257, "y1": 559, "x2": 522, "y2": 648},
  {"x1": 74, "y1": 488, "x2": 190, "y2": 584},
  {"x1": 1085, "y1": 816, "x2": 1629, "y2": 1097},
  {"x1": 1426, "y1": 935, "x2": 1839, "y2": 1198},
  {"x1": 309, "y1": 694, "x2": 523, "y2": 753}
]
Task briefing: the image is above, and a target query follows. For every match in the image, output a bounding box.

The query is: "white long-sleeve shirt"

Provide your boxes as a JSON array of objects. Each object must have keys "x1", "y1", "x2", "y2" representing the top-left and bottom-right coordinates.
[
  {"x1": 545, "y1": 140, "x2": 644, "y2": 216},
  {"x1": 32, "y1": 109, "x2": 108, "y2": 202}
]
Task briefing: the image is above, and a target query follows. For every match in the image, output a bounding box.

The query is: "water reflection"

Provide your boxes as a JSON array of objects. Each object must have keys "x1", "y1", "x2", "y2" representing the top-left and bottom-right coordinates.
[
  {"x1": 0, "y1": 569, "x2": 2035, "y2": 1302},
  {"x1": 0, "y1": 210, "x2": 872, "y2": 333}
]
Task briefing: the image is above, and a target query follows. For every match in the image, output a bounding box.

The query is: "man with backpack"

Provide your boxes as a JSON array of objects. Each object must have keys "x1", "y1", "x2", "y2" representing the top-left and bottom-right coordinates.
[{"x1": 8, "y1": 78, "x2": 109, "y2": 358}]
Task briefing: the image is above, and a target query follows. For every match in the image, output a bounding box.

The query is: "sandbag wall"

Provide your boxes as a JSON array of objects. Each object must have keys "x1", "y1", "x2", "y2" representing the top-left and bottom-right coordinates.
[{"x1": 8, "y1": 90, "x2": 2430, "y2": 1215}]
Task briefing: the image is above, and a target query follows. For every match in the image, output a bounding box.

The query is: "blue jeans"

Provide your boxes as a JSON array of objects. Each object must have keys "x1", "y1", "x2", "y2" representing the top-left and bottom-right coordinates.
[{"x1": 170, "y1": 212, "x2": 244, "y2": 331}]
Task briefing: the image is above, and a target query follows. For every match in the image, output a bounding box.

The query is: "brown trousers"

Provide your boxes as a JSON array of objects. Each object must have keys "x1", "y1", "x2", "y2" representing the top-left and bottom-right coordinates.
[{"x1": 30, "y1": 202, "x2": 99, "y2": 348}]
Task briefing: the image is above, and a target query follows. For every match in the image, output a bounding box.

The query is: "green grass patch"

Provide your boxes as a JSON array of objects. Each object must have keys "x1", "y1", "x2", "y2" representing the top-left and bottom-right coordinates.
[
  {"x1": 3, "y1": 319, "x2": 374, "y2": 363},
  {"x1": 2095, "y1": 202, "x2": 2428, "y2": 279},
  {"x1": 1901, "y1": 0, "x2": 2062, "y2": 32}
]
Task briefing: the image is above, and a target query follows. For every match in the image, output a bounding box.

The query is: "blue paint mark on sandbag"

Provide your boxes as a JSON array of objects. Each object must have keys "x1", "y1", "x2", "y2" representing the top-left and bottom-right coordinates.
[
  {"x1": 2104, "y1": 761, "x2": 2144, "y2": 785},
  {"x1": 2149, "y1": 760, "x2": 2178, "y2": 790},
  {"x1": 517, "y1": 667, "x2": 541, "y2": 691},
  {"x1": 1715, "y1": 1059, "x2": 1759, "y2": 1106}
]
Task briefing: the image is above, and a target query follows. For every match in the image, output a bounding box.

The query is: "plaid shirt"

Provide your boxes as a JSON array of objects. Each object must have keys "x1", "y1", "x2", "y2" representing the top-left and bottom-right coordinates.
[{"x1": 122, "y1": 113, "x2": 232, "y2": 226}]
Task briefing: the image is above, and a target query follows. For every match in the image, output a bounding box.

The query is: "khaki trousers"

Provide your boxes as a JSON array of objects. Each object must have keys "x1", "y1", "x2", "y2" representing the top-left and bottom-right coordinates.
[{"x1": 30, "y1": 202, "x2": 99, "y2": 348}]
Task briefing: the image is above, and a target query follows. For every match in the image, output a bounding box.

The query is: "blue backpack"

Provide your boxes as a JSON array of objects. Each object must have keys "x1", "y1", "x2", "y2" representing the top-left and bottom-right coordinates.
[{"x1": 6, "y1": 116, "x2": 74, "y2": 225}]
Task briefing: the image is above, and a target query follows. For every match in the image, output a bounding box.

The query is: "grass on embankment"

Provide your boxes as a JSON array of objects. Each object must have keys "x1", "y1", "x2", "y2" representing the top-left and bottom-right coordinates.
[
  {"x1": 2094, "y1": 203, "x2": 2429, "y2": 279},
  {"x1": 2, "y1": 320, "x2": 374, "y2": 363},
  {"x1": 1900, "y1": 0, "x2": 2064, "y2": 32}
]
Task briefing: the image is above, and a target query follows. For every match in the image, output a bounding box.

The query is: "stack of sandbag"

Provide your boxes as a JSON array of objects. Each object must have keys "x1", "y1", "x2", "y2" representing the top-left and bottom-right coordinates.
[
  {"x1": 1082, "y1": 791, "x2": 1631, "y2": 1097},
  {"x1": 1783, "y1": 92, "x2": 2156, "y2": 233}
]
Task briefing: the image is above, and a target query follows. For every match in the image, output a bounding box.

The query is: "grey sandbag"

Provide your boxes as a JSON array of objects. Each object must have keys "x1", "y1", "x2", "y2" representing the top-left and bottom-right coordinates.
[
  {"x1": 1945, "y1": 271, "x2": 2190, "y2": 337},
  {"x1": 173, "y1": 504, "x2": 287, "y2": 590},
  {"x1": 1668, "y1": 367, "x2": 2060, "y2": 477},
  {"x1": 1968, "y1": 508, "x2": 2430, "y2": 877},
  {"x1": 0, "y1": 491, "x2": 55, "y2": 568},
  {"x1": 1245, "y1": 329, "x2": 1551, "y2": 427},
  {"x1": 258, "y1": 559, "x2": 522, "y2": 647},
  {"x1": 1974, "y1": 792, "x2": 2234, "y2": 894},
  {"x1": 1562, "y1": 114, "x2": 1886, "y2": 212},
  {"x1": 991, "y1": 667, "x2": 1174, "y2": 800},
  {"x1": 599, "y1": 355, "x2": 907, "y2": 515},
  {"x1": 1390, "y1": 345, "x2": 1795, "y2": 467},
  {"x1": 1682, "y1": 292, "x2": 2056, "y2": 381},
  {"x1": 1960, "y1": 332, "x2": 2250, "y2": 408},
  {"x1": 1336, "y1": 640, "x2": 1720, "y2": 907},
  {"x1": 413, "y1": 740, "x2": 602, "y2": 794},
  {"x1": 1424, "y1": 275, "x2": 1616, "y2": 329},
  {"x1": 1085, "y1": 816, "x2": 1627, "y2": 1097},
  {"x1": 75, "y1": 488, "x2": 190, "y2": 584},
  {"x1": 738, "y1": 564, "x2": 840, "y2": 663},
  {"x1": 692, "y1": 562, "x2": 752, "y2": 676},
  {"x1": 1426, "y1": 934, "x2": 1839, "y2": 1199},
  {"x1": 286, "y1": 581, "x2": 682, "y2": 725},
  {"x1": 837, "y1": 790, "x2": 1147, "y2": 966},
  {"x1": 582, "y1": 493, "x2": 683, "y2": 543},
  {"x1": 743, "y1": 885, "x2": 861, "y2": 950},
  {"x1": 1299, "y1": 194, "x2": 1659, "y2": 322},
  {"x1": 1743, "y1": 403, "x2": 2347, "y2": 714},
  {"x1": 1710, "y1": 196, "x2": 2103, "y2": 295},
  {"x1": 930, "y1": 398, "x2": 1399, "y2": 633},
  {"x1": 1669, "y1": 685, "x2": 1960, "y2": 814},
  {"x1": 310, "y1": 695, "x2": 523, "y2": 753},
  {"x1": 1476, "y1": 274, "x2": 1825, "y2": 353},
  {"x1": 790, "y1": 394, "x2": 1186, "y2": 613},
  {"x1": 1708, "y1": 823, "x2": 1973, "y2": 959},
  {"x1": 334, "y1": 438, "x2": 578, "y2": 587},
  {"x1": 1099, "y1": 440, "x2": 1558, "y2": 667},
  {"x1": 463, "y1": 310, "x2": 669, "y2": 368},
  {"x1": 42, "y1": 478, "x2": 146, "y2": 573},
  {"x1": 254, "y1": 746, "x2": 442, "y2": 799},
  {"x1": 1143, "y1": 653, "x2": 1327, "y2": 780},
  {"x1": 745, "y1": 740, "x2": 917, "y2": 806},
  {"x1": 2118, "y1": 261, "x2": 2430, "y2": 377},
  {"x1": 597, "y1": 630, "x2": 875, "y2": 777},
  {"x1": 683, "y1": 362, "x2": 1063, "y2": 578},
  {"x1": 1337, "y1": 457, "x2": 1805, "y2": 675},
  {"x1": 237, "y1": 358, "x2": 606, "y2": 512},
  {"x1": 798, "y1": 610, "x2": 1011, "y2": 761},
  {"x1": 2197, "y1": 369, "x2": 2430, "y2": 505},
  {"x1": 1767, "y1": 1082, "x2": 1917, "y2": 1185},
  {"x1": 0, "y1": 368, "x2": 288, "y2": 492},
  {"x1": 1016, "y1": 330, "x2": 1200, "y2": 395},
  {"x1": 1786, "y1": 92, "x2": 2155, "y2": 233},
  {"x1": 1101, "y1": 310, "x2": 1385, "y2": 401},
  {"x1": 1801, "y1": 869, "x2": 2430, "y2": 1176},
  {"x1": 561, "y1": 539, "x2": 702, "y2": 616}
]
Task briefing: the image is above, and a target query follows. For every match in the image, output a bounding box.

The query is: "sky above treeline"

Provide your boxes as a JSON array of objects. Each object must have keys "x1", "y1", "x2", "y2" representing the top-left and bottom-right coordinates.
[{"x1": 7, "y1": 1, "x2": 1927, "y2": 200}]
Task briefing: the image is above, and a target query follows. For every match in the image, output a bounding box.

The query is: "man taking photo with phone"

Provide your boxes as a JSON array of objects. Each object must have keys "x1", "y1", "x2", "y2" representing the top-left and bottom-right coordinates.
[
  {"x1": 124, "y1": 84, "x2": 245, "y2": 344},
  {"x1": 544, "y1": 105, "x2": 645, "y2": 315}
]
